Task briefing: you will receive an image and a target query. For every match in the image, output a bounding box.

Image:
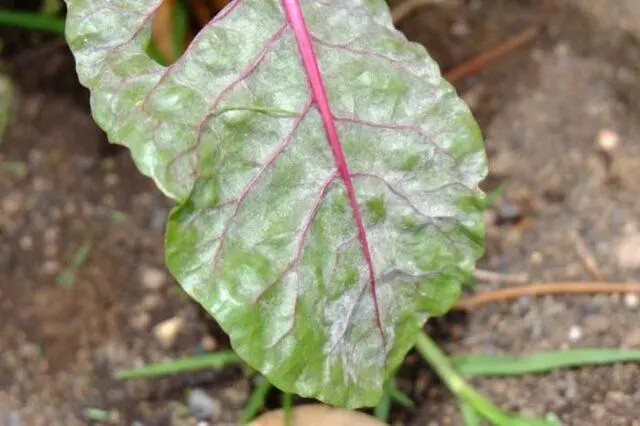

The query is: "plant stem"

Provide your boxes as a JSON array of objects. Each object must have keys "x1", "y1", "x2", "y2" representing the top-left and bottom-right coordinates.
[
  {"x1": 0, "y1": 9, "x2": 65, "y2": 35},
  {"x1": 414, "y1": 332, "x2": 552, "y2": 426}
]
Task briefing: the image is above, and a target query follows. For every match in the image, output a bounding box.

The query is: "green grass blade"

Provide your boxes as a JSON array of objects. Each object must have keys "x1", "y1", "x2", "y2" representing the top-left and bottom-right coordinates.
[
  {"x1": 485, "y1": 181, "x2": 510, "y2": 208},
  {"x1": 70, "y1": 242, "x2": 92, "y2": 268},
  {"x1": 458, "y1": 399, "x2": 482, "y2": 426},
  {"x1": 0, "y1": 162, "x2": 28, "y2": 177},
  {"x1": 56, "y1": 242, "x2": 92, "y2": 287},
  {"x1": 83, "y1": 407, "x2": 119, "y2": 422},
  {"x1": 384, "y1": 382, "x2": 413, "y2": 408},
  {"x1": 240, "y1": 377, "x2": 272, "y2": 425},
  {"x1": 281, "y1": 392, "x2": 293, "y2": 426},
  {"x1": 171, "y1": 0, "x2": 189, "y2": 61},
  {"x1": 116, "y1": 350, "x2": 240, "y2": 379},
  {"x1": 0, "y1": 9, "x2": 65, "y2": 34},
  {"x1": 145, "y1": 40, "x2": 170, "y2": 66},
  {"x1": 452, "y1": 349, "x2": 640, "y2": 377},
  {"x1": 373, "y1": 391, "x2": 391, "y2": 421}
]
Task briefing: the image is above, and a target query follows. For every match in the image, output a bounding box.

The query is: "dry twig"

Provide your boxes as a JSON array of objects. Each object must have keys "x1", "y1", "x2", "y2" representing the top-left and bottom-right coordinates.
[
  {"x1": 444, "y1": 26, "x2": 539, "y2": 83},
  {"x1": 572, "y1": 232, "x2": 604, "y2": 281},
  {"x1": 454, "y1": 282, "x2": 640, "y2": 311}
]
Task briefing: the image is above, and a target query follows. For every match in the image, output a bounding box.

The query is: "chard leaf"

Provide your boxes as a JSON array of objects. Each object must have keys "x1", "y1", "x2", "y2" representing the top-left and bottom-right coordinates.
[{"x1": 65, "y1": 0, "x2": 486, "y2": 408}]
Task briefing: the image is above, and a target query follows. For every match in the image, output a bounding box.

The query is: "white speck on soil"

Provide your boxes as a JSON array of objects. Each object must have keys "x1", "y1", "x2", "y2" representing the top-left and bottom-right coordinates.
[
  {"x1": 597, "y1": 129, "x2": 620, "y2": 152},
  {"x1": 568, "y1": 325, "x2": 583, "y2": 343},
  {"x1": 624, "y1": 293, "x2": 639, "y2": 309}
]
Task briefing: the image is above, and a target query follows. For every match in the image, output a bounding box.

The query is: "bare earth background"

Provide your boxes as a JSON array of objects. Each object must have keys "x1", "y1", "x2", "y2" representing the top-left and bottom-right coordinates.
[{"x1": 1, "y1": 0, "x2": 639, "y2": 425}]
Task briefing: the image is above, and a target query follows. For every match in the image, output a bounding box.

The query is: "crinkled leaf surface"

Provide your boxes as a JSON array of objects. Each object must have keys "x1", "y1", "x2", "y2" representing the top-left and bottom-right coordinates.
[{"x1": 65, "y1": 0, "x2": 486, "y2": 408}]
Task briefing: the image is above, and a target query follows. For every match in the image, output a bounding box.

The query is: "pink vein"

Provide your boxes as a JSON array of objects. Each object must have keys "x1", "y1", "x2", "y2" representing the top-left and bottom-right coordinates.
[{"x1": 281, "y1": 0, "x2": 386, "y2": 346}]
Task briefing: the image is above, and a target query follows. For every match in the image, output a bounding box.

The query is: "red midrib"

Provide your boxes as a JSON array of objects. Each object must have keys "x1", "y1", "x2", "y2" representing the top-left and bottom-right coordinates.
[{"x1": 281, "y1": 0, "x2": 386, "y2": 346}]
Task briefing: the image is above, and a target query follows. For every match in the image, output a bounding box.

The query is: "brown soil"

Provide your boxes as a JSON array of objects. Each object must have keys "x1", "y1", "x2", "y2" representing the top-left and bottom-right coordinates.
[{"x1": 1, "y1": 1, "x2": 639, "y2": 425}]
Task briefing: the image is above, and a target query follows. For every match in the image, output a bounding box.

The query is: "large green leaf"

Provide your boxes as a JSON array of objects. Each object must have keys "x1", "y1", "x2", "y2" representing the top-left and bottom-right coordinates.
[{"x1": 65, "y1": 0, "x2": 486, "y2": 407}]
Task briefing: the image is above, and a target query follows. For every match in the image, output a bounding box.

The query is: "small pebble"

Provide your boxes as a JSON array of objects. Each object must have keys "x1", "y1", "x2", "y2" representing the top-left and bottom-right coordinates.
[
  {"x1": 624, "y1": 293, "x2": 639, "y2": 309},
  {"x1": 28, "y1": 149, "x2": 44, "y2": 166},
  {"x1": 104, "y1": 173, "x2": 119, "y2": 187},
  {"x1": 64, "y1": 201, "x2": 77, "y2": 216},
  {"x1": 19, "y1": 235, "x2": 33, "y2": 251},
  {"x1": 188, "y1": 389, "x2": 221, "y2": 420},
  {"x1": 141, "y1": 293, "x2": 162, "y2": 310},
  {"x1": 152, "y1": 316, "x2": 184, "y2": 348},
  {"x1": 497, "y1": 200, "x2": 522, "y2": 222},
  {"x1": 200, "y1": 335, "x2": 217, "y2": 351},
  {"x1": 450, "y1": 19, "x2": 470, "y2": 37},
  {"x1": 32, "y1": 177, "x2": 50, "y2": 192},
  {"x1": 41, "y1": 260, "x2": 60, "y2": 275},
  {"x1": 2, "y1": 192, "x2": 24, "y2": 215},
  {"x1": 616, "y1": 233, "x2": 640, "y2": 270},
  {"x1": 150, "y1": 208, "x2": 168, "y2": 232},
  {"x1": 568, "y1": 325, "x2": 583, "y2": 343},
  {"x1": 597, "y1": 129, "x2": 620, "y2": 152},
  {"x1": 489, "y1": 149, "x2": 516, "y2": 177},
  {"x1": 139, "y1": 266, "x2": 167, "y2": 291},
  {"x1": 43, "y1": 227, "x2": 59, "y2": 243},
  {"x1": 531, "y1": 251, "x2": 544, "y2": 264},
  {"x1": 130, "y1": 311, "x2": 151, "y2": 331}
]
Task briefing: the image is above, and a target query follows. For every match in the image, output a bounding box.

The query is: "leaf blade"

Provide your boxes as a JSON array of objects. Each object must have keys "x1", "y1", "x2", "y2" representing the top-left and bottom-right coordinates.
[{"x1": 65, "y1": 0, "x2": 486, "y2": 408}]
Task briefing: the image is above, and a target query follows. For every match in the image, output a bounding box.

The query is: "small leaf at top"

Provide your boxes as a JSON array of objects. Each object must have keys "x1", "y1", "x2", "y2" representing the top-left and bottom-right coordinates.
[{"x1": 64, "y1": 0, "x2": 486, "y2": 407}]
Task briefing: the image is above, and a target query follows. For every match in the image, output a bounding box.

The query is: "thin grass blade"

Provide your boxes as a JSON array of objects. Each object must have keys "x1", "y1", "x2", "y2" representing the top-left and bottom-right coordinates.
[
  {"x1": 116, "y1": 350, "x2": 240, "y2": 379},
  {"x1": 452, "y1": 349, "x2": 640, "y2": 377},
  {"x1": 458, "y1": 399, "x2": 482, "y2": 426},
  {"x1": 240, "y1": 377, "x2": 273, "y2": 425}
]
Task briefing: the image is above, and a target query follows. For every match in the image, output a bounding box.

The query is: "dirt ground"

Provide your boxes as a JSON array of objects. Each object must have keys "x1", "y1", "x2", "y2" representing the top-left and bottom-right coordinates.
[{"x1": 1, "y1": 0, "x2": 639, "y2": 425}]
